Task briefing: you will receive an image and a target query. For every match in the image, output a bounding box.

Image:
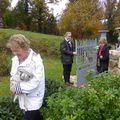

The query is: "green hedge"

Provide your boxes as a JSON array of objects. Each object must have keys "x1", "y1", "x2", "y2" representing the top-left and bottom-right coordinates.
[
  {"x1": 0, "y1": 96, "x2": 23, "y2": 120},
  {"x1": 44, "y1": 79, "x2": 66, "y2": 99},
  {"x1": 1, "y1": 72, "x2": 120, "y2": 120},
  {"x1": 0, "y1": 79, "x2": 65, "y2": 120},
  {"x1": 43, "y1": 72, "x2": 120, "y2": 120}
]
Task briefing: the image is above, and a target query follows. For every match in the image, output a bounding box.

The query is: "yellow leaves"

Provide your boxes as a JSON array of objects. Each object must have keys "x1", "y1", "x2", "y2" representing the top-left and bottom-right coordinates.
[
  {"x1": 58, "y1": 0, "x2": 103, "y2": 38},
  {"x1": 113, "y1": 2, "x2": 120, "y2": 28}
]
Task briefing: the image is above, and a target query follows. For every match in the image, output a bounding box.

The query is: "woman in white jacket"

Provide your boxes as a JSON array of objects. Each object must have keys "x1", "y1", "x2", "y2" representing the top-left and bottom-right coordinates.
[{"x1": 7, "y1": 34, "x2": 45, "y2": 120}]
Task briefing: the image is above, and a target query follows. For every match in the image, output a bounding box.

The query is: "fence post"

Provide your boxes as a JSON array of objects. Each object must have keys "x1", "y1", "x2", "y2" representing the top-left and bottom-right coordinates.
[
  {"x1": 115, "y1": 27, "x2": 120, "y2": 50},
  {"x1": 98, "y1": 29, "x2": 109, "y2": 39}
]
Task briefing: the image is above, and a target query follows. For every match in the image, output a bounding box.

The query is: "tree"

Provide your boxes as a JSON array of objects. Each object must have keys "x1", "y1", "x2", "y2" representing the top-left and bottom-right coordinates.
[
  {"x1": 30, "y1": 0, "x2": 50, "y2": 32},
  {"x1": 3, "y1": 10, "x2": 16, "y2": 28},
  {"x1": 0, "y1": 0, "x2": 10, "y2": 16},
  {"x1": 45, "y1": 0, "x2": 61, "y2": 3},
  {"x1": 113, "y1": 1, "x2": 120, "y2": 28},
  {"x1": 0, "y1": 0, "x2": 10, "y2": 27},
  {"x1": 103, "y1": 0, "x2": 118, "y2": 42},
  {"x1": 45, "y1": 13, "x2": 58, "y2": 34},
  {"x1": 104, "y1": 0, "x2": 117, "y2": 30},
  {"x1": 69, "y1": 0, "x2": 77, "y2": 2},
  {"x1": 58, "y1": 0, "x2": 103, "y2": 39},
  {"x1": 13, "y1": 0, "x2": 32, "y2": 30}
]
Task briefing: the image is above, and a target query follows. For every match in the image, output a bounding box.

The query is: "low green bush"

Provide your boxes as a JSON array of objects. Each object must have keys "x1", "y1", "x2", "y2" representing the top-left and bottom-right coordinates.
[
  {"x1": 44, "y1": 79, "x2": 65, "y2": 99},
  {"x1": 43, "y1": 72, "x2": 120, "y2": 120},
  {"x1": 41, "y1": 79, "x2": 69, "y2": 119},
  {"x1": 0, "y1": 79, "x2": 66, "y2": 120},
  {"x1": 43, "y1": 79, "x2": 67, "y2": 107},
  {"x1": 0, "y1": 96, "x2": 23, "y2": 120},
  {"x1": 2, "y1": 73, "x2": 120, "y2": 120}
]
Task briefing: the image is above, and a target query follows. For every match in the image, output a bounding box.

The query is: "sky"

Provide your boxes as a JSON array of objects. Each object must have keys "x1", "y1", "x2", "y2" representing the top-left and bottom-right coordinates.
[
  {"x1": 11, "y1": 0, "x2": 69, "y2": 17},
  {"x1": 47, "y1": 0, "x2": 69, "y2": 17},
  {"x1": 11, "y1": 0, "x2": 120, "y2": 18}
]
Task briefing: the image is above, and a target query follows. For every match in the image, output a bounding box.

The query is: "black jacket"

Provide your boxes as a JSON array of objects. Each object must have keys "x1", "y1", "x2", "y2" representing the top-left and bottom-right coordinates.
[
  {"x1": 60, "y1": 39, "x2": 74, "y2": 64},
  {"x1": 97, "y1": 44, "x2": 110, "y2": 73}
]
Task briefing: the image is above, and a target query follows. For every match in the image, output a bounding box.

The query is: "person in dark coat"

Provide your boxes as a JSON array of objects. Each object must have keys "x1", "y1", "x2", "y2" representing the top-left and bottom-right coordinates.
[
  {"x1": 60, "y1": 32, "x2": 76, "y2": 85},
  {"x1": 97, "y1": 37, "x2": 110, "y2": 73}
]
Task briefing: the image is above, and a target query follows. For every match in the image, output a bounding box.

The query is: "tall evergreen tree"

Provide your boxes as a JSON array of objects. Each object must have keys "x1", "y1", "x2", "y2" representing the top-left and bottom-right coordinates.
[
  {"x1": 13, "y1": 0, "x2": 32, "y2": 30},
  {"x1": 0, "y1": 0, "x2": 10, "y2": 27},
  {"x1": 30, "y1": 0, "x2": 49, "y2": 32}
]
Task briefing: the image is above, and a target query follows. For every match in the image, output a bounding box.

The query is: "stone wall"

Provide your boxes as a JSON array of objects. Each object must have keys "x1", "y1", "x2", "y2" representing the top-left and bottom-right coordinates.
[{"x1": 109, "y1": 50, "x2": 120, "y2": 73}]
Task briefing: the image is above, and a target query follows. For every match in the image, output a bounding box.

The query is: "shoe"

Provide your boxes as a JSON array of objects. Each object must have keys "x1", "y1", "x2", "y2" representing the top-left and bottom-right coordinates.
[
  {"x1": 69, "y1": 82, "x2": 74, "y2": 85},
  {"x1": 65, "y1": 82, "x2": 70, "y2": 85},
  {"x1": 65, "y1": 82, "x2": 74, "y2": 85}
]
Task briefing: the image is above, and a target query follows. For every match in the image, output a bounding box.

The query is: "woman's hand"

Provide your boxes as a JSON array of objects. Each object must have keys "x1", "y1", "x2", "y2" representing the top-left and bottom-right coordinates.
[
  {"x1": 10, "y1": 85, "x2": 16, "y2": 94},
  {"x1": 73, "y1": 52, "x2": 77, "y2": 55},
  {"x1": 100, "y1": 56, "x2": 103, "y2": 59}
]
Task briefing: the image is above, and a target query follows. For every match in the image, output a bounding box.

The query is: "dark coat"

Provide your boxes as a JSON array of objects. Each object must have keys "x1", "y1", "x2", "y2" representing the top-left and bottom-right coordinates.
[
  {"x1": 97, "y1": 44, "x2": 110, "y2": 73},
  {"x1": 60, "y1": 39, "x2": 74, "y2": 64}
]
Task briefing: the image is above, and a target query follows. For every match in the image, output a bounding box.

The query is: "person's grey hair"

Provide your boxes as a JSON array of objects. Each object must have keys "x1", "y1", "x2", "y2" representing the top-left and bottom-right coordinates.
[
  {"x1": 7, "y1": 34, "x2": 30, "y2": 50},
  {"x1": 64, "y1": 32, "x2": 71, "y2": 37},
  {"x1": 99, "y1": 37, "x2": 107, "y2": 44}
]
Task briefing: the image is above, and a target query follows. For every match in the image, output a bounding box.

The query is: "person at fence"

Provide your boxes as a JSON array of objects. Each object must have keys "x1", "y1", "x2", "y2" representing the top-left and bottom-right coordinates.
[
  {"x1": 60, "y1": 32, "x2": 76, "y2": 85},
  {"x1": 116, "y1": 39, "x2": 120, "y2": 51},
  {"x1": 7, "y1": 34, "x2": 45, "y2": 120},
  {"x1": 96, "y1": 37, "x2": 110, "y2": 73}
]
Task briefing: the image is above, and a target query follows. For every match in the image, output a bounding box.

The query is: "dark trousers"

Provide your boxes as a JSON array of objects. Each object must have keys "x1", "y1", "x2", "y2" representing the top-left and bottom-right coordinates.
[
  {"x1": 97, "y1": 66, "x2": 108, "y2": 73},
  {"x1": 23, "y1": 110, "x2": 43, "y2": 120},
  {"x1": 63, "y1": 64, "x2": 72, "y2": 83}
]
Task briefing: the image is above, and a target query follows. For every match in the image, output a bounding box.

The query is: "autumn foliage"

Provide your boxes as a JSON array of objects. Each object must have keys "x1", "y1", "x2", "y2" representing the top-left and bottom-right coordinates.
[{"x1": 58, "y1": 0, "x2": 104, "y2": 39}]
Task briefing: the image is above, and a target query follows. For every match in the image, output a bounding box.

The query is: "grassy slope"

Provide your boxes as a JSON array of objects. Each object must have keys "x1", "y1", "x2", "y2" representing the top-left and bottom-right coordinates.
[
  {"x1": 0, "y1": 28, "x2": 63, "y2": 57},
  {"x1": 0, "y1": 77, "x2": 11, "y2": 96},
  {"x1": 0, "y1": 29, "x2": 76, "y2": 96}
]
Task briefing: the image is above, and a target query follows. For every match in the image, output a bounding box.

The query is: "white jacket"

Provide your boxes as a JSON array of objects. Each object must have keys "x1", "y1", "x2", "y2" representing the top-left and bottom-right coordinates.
[{"x1": 10, "y1": 49, "x2": 45, "y2": 111}]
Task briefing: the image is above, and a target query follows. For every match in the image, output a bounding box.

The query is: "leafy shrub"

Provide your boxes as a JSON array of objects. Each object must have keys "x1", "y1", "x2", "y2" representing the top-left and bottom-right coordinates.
[
  {"x1": 45, "y1": 79, "x2": 65, "y2": 98},
  {"x1": 42, "y1": 79, "x2": 66, "y2": 108},
  {"x1": 43, "y1": 72, "x2": 120, "y2": 120},
  {"x1": 0, "y1": 79, "x2": 65, "y2": 120},
  {"x1": 0, "y1": 96, "x2": 23, "y2": 120},
  {"x1": 41, "y1": 79, "x2": 70, "y2": 119},
  {"x1": 84, "y1": 70, "x2": 95, "y2": 81}
]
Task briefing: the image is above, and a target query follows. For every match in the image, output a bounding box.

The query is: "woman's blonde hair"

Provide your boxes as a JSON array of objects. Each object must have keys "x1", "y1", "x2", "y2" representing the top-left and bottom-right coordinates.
[
  {"x1": 7, "y1": 34, "x2": 30, "y2": 51},
  {"x1": 99, "y1": 37, "x2": 107, "y2": 44}
]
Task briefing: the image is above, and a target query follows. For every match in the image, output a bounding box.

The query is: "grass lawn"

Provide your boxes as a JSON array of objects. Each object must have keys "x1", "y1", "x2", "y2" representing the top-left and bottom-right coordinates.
[
  {"x1": 43, "y1": 57, "x2": 76, "y2": 80},
  {"x1": 0, "y1": 28, "x2": 63, "y2": 48},
  {"x1": 0, "y1": 28, "x2": 63, "y2": 58},
  {"x1": 0, "y1": 76, "x2": 11, "y2": 96}
]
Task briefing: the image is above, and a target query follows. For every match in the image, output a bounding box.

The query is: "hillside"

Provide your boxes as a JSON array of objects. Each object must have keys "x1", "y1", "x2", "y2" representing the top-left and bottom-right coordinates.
[
  {"x1": 0, "y1": 28, "x2": 63, "y2": 57},
  {"x1": 0, "y1": 28, "x2": 76, "y2": 81}
]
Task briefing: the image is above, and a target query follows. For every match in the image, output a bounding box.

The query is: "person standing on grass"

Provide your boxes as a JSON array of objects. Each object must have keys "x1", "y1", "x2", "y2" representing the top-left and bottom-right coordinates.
[
  {"x1": 60, "y1": 32, "x2": 76, "y2": 85},
  {"x1": 7, "y1": 34, "x2": 45, "y2": 120}
]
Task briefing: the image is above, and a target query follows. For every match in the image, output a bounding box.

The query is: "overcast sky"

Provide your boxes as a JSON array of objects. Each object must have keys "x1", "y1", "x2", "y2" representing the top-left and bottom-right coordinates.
[
  {"x1": 11, "y1": 0, "x2": 120, "y2": 17},
  {"x1": 11, "y1": 0, "x2": 69, "y2": 17}
]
